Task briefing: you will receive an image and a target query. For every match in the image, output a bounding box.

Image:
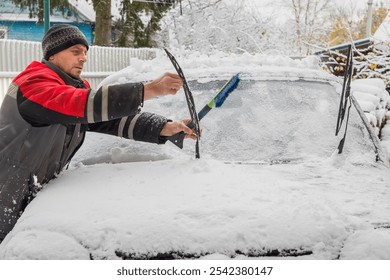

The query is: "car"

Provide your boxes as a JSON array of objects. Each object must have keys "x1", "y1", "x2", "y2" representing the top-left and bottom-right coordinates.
[{"x1": 0, "y1": 52, "x2": 389, "y2": 260}]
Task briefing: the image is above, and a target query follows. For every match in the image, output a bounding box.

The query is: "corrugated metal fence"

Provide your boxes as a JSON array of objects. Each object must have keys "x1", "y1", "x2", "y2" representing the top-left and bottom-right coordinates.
[{"x1": 0, "y1": 39, "x2": 157, "y2": 103}]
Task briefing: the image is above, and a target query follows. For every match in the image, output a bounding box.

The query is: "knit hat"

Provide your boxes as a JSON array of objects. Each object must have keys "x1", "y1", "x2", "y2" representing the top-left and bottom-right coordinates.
[{"x1": 42, "y1": 24, "x2": 89, "y2": 60}]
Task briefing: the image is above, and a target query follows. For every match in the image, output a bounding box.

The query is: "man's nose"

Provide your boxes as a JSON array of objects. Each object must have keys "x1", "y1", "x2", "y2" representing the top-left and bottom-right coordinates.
[{"x1": 79, "y1": 53, "x2": 87, "y2": 63}]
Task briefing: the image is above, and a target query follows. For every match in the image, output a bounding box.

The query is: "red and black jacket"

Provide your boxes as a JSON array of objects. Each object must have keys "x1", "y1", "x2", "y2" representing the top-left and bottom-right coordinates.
[{"x1": 0, "y1": 60, "x2": 167, "y2": 240}]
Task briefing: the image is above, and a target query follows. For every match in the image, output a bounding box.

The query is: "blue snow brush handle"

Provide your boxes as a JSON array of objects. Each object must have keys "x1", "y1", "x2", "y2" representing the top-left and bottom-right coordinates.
[{"x1": 168, "y1": 74, "x2": 240, "y2": 149}]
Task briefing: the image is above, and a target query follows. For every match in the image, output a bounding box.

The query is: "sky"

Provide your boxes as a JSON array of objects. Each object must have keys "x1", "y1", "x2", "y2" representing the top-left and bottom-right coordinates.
[{"x1": 0, "y1": 50, "x2": 389, "y2": 261}]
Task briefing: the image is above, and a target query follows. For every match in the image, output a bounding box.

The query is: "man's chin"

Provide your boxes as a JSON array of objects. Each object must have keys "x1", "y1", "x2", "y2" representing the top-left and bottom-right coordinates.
[{"x1": 70, "y1": 71, "x2": 82, "y2": 79}]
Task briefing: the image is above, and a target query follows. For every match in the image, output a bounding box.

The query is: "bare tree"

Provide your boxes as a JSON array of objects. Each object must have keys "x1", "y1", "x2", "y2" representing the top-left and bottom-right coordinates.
[
  {"x1": 288, "y1": 0, "x2": 333, "y2": 55},
  {"x1": 158, "y1": 0, "x2": 276, "y2": 54}
]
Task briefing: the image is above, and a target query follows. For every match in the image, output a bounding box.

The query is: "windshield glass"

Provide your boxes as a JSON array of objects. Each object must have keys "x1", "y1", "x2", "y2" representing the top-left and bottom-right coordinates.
[
  {"x1": 74, "y1": 79, "x2": 378, "y2": 165},
  {"x1": 192, "y1": 80, "x2": 339, "y2": 162},
  {"x1": 140, "y1": 79, "x2": 376, "y2": 163}
]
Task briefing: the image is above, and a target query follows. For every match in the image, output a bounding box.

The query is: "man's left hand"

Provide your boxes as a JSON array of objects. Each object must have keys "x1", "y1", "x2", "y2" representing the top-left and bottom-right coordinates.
[{"x1": 160, "y1": 119, "x2": 199, "y2": 140}]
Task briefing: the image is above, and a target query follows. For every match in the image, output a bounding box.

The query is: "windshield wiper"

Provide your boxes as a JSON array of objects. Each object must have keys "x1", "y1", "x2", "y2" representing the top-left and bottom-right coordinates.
[
  {"x1": 164, "y1": 48, "x2": 202, "y2": 159},
  {"x1": 335, "y1": 44, "x2": 353, "y2": 153}
]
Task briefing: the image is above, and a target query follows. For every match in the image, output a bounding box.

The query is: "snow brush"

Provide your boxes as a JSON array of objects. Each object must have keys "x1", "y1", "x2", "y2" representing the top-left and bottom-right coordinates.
[{"x1": 167, "y1": 73, "x2": 240, "y2": 150}]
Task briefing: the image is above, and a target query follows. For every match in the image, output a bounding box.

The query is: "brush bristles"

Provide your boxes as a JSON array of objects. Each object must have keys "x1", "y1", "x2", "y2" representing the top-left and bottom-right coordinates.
[{"x1": 215, "y1": 74, "x2": 240, "y2": 108}]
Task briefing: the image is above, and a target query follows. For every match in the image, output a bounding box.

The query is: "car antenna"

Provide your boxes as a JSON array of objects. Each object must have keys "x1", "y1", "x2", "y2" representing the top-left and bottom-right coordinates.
[
  {"x1": 164, "y1": 48, "x2": 201, "y2": 159},
  {"x1": 335, "y1": 44, "x2": 354, "y2": 154}
]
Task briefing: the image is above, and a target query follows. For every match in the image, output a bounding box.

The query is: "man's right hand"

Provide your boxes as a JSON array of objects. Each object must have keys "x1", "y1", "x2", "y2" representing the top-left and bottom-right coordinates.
[{"x1": 143, "y1": 72, "x2": 183, "y2": 100}]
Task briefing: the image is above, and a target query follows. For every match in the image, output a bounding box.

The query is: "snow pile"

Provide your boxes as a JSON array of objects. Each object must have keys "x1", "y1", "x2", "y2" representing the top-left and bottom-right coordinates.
[
  {"x1": 351, "y1": 78, "x2": 390, "y2": 157},
  {"x1": 99, "y1": 49, "x2": 328, "y2": 87}
]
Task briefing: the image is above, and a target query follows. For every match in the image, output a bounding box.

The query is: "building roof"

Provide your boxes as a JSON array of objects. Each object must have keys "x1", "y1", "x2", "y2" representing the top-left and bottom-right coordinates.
[
  {"x1": 0, "y1": 0, "x2": 95, "y2": 23},
  {"x1": 67, "y1": 0, "x2": 123, "y2": 22},
  {"x1": 313, "y1": 38, "x2": 372, "y2": 55},
  {"x1": 0, "y1": 0, "x2": 172, "y2": 24}
]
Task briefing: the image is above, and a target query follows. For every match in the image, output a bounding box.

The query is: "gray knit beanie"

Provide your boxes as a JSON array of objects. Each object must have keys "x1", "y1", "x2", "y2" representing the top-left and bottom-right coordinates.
[{"x1": 42, "y1": 24, "x2": 89, "y2": 60}]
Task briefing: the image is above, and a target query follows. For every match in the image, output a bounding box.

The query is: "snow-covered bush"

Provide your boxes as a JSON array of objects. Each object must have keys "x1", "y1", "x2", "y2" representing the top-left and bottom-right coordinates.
[{"x1": 156, "y1": 0, "x2": 285, "y2": 54}]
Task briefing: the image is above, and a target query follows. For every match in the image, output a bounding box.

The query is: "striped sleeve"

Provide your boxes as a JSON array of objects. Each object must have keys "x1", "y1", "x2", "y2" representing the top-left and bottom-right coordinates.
[
  {"x1": 85, "y1": 83, "x2": 144, "y2": 124},
  {"x1": 17, "y1": 76, "x2": 144, "y2": 125},
  {"x1": 88, "y1": 112, "x2": 168, "y2": 144}
]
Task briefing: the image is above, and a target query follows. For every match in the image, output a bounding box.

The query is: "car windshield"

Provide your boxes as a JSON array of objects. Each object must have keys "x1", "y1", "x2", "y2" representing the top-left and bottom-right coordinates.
[{"x1": 136, "y1": 78, "x2": 378, "y2": 164}]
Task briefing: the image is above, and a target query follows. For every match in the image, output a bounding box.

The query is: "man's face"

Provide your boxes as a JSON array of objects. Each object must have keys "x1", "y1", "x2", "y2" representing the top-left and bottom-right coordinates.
[{"x1": 49, "y1": 44, "x2": 88, "y2": 78}]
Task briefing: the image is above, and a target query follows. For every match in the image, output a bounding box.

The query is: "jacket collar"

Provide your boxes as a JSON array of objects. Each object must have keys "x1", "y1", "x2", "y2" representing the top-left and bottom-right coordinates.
[{"x1": 42, "y1": 59, "x2": 87, "y2": 89}]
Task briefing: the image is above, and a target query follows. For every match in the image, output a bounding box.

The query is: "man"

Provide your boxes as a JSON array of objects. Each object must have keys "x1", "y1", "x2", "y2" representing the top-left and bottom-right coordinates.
[{"x1": 0, "y1": 24, "x2": 195, "y2": 243}]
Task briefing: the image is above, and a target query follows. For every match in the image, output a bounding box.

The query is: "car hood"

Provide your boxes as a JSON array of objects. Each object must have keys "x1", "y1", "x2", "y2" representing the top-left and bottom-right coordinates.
[{"x1": 1, "y1": 157, "x2": 389, "y2": 260}]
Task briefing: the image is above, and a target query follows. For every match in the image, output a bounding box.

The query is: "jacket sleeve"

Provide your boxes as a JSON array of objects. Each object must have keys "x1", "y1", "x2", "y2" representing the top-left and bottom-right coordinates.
[
  {"x1": 17, "y1": 71, "x2": 145, "y2": 126},
  {"x1": 88, "y1": 112, "x2": 169, "y2": 144}
]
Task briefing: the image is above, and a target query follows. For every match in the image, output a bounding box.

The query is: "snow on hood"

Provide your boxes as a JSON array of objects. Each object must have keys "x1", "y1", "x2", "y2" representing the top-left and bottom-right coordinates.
[{"x1": 1, "y1": 156, "x2": 389, "y2": 260}]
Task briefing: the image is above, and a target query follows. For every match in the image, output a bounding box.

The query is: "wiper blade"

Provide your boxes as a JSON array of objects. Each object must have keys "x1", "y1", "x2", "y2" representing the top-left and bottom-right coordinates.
[
  {"x1": 164, "y1": 48, "x2": 201, "y2": 159},
  {"x1": 335, "y1": 44, "x2": 353, "y2": 153}
]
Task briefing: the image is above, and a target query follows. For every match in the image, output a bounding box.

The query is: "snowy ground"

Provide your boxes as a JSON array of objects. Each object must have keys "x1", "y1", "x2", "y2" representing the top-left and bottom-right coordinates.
[{"x1": 0, "y1": 51, "x2": 389, "y2": 260}]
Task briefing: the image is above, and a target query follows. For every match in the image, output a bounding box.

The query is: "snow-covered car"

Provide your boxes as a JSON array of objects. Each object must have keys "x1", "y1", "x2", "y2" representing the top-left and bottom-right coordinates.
[{"x1": 1, "y1": 52, "x2": 389, "y2": 260}]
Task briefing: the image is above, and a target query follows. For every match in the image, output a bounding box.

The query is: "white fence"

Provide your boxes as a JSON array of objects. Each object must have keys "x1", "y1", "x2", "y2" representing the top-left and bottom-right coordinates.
[{"x1": 0, "y1": 39, "x2": 157, "y2": 103}]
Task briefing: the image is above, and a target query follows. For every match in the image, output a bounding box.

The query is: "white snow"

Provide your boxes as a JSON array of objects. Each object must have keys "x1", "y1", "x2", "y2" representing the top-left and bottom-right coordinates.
[
  {"x1": 2, "y1": 157, "x2": 389, "y2": 260},
  {"x1": 98, "y1": 50, "x2": 328, "y2": 87},
  {"x1": 0, "y1": 51, "x2": 389, "y2": 260},
  {"x1": 353, "y1": 91, "x2": 381, "y2": 108},
  {"x1": 351, "y1": 78, "x2": 390, "y2": 155},
  {"x1": 67, "y1": 0, "x2": 123, "y2": 22}
]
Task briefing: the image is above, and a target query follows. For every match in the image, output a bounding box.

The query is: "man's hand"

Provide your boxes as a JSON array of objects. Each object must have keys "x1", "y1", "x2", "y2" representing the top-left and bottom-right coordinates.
[
  {"x1": 144, "y1": 72, "x2": 183, "y2": 100},
  {"x1": 160, "y1": 119, "x2": 199, "y2": 140}
]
